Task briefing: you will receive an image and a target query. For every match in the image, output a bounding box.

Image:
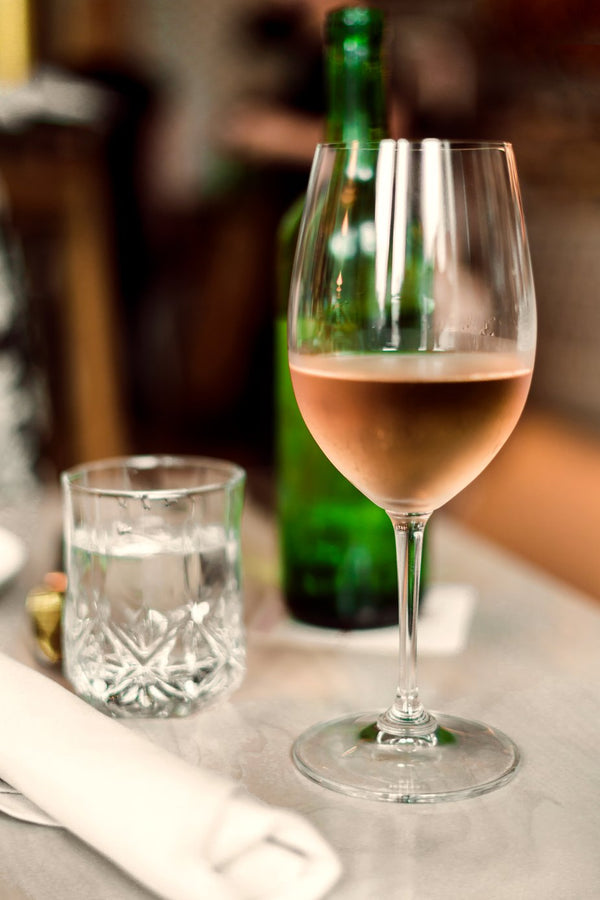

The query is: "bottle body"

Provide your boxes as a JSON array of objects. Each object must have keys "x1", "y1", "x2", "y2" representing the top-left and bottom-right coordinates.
[{"x1": 275, "y1": 6, "x2": 427, "y2": 628}]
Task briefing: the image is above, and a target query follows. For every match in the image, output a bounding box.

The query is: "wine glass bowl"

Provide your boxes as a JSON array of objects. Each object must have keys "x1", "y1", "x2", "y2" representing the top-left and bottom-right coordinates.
[{"x1": 287, "y1": 140, "x2": 536, "y2": 802}]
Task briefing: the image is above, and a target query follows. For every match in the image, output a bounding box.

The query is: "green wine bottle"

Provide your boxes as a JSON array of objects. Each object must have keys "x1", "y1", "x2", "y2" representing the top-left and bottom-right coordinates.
[{"x1": 275, "y1": 6, "x2": 428, "y2": 629}]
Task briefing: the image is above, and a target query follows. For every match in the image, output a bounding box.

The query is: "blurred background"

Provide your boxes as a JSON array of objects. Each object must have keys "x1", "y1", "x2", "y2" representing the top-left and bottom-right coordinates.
[{"x1": 0, "y1": 0, "x2": 598, "y2": 597}]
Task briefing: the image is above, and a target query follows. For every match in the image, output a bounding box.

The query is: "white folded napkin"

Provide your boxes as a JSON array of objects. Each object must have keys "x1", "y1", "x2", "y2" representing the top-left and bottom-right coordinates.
[{"x1": 0, "y1": 653, "x2": 340, "y2": 900}]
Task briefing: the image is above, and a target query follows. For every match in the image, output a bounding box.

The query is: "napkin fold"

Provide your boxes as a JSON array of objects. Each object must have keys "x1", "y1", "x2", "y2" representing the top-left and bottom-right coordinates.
[{"x1": 0, "y1": 654, "x2": 340, "y2": 900}]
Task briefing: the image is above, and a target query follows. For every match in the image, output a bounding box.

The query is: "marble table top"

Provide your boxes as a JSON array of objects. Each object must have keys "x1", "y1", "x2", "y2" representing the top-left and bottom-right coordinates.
[{"x1": 0, "y1": 491, "x2": 598, "y2": 899}]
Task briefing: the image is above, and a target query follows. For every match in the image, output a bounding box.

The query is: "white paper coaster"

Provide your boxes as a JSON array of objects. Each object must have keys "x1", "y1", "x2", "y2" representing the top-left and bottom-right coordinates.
[{"x1": 249, "y1": 583, "x2": 477, "y2": 656}]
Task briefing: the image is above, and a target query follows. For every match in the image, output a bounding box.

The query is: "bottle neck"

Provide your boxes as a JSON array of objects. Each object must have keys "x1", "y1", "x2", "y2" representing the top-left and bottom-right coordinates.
[{"x1": 324, "y1": 32, "x2": 387, "y2": 143}]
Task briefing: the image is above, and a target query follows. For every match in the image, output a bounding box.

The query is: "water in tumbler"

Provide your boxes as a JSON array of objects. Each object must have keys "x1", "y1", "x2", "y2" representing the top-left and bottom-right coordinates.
[{"x1": 63, "y1": 521, "x2": 246, "y2": 717}]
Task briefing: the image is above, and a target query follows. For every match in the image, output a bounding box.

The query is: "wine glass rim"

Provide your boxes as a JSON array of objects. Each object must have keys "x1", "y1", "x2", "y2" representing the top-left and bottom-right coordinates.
[{"x1": 316, "y1": 139, "x2": 513, "y2": 152}]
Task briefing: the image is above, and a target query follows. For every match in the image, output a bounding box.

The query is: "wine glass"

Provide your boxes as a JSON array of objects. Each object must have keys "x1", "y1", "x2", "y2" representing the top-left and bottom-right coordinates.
[{"x1": 287, "y1": 139, "x2": 536, "y2": 802}]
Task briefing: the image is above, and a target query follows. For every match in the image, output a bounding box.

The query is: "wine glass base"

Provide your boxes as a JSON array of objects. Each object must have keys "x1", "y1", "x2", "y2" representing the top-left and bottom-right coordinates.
[{"x1": 292, "y1": 711, "x2": 520, "y2": 803}]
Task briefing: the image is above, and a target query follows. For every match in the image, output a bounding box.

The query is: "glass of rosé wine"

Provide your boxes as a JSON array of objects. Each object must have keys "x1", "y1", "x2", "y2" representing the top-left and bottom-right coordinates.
[{"x1": 287, "y1": 140, "x2": 536, "y2": 802}]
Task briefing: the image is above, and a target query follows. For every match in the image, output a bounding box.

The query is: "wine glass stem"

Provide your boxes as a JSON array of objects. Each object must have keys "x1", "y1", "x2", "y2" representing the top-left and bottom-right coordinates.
[{"x1": 377, "y1": 512, "x2": 436, "y2": 737}]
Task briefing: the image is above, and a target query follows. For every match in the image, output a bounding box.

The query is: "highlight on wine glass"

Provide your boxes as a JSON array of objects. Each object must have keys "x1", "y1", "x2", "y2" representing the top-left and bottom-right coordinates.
[
  {"x1": 287, "y1": 139, "x2": 536, "y2": 802},
  {"x1": 61, "y1": 456, "x2": 246, "y2": 718}
]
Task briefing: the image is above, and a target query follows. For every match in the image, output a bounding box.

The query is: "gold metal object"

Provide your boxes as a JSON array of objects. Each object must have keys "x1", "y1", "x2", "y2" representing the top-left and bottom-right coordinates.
[{"x1": 25, "y1": 576, "x2": 65, "y2": 665}]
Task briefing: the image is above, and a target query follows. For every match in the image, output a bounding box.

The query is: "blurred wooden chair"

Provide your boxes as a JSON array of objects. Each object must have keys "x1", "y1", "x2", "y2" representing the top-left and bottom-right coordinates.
[{"x1": 447, "y1": 409, "x2": 600, "y2": 602}]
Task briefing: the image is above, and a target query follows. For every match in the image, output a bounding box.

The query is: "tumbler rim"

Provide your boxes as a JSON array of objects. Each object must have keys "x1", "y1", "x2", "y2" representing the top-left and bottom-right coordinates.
[{"x1": 60, "y1": 454, "x2": 246, "y2": 498}]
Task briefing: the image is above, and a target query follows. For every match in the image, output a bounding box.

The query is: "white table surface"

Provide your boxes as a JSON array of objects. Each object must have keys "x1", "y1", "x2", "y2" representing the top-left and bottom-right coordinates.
[{"x1": 0, "y1": 491, "x2": 599, "y2": 900}]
